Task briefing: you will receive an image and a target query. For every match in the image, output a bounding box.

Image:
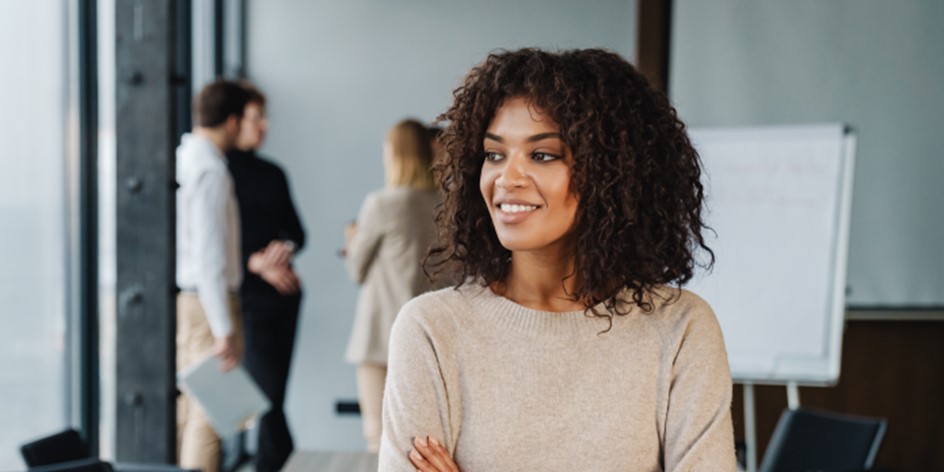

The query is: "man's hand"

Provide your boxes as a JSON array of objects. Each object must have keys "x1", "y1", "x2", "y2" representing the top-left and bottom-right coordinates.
[
  {"x1": 341, "y1": 222, "x2": 357, "y2": 257},
  {"x1": 258, "y1": 265, "x2": 301, "y2": 295},
  {"x1": 248, "y1": 240, "x2": 295, "y2": 274},
  {"x1": 247, "y1": 240, "x2": 301, "y2": 294},
  {"x1": 410, "y1": 436, "x2": 459, "y2": 472},
  {"x1": 214, "y1": 334, "x2": 241, "y2": 372}
]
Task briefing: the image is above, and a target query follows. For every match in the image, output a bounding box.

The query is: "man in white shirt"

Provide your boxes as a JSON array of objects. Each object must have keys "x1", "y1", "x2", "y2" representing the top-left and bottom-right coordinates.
[{"x1": 175, "y1": 80, "x2": 251, "y2": 472}]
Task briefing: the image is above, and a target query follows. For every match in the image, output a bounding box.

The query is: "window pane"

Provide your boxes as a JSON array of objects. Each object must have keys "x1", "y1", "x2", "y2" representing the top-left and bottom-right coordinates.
[
  {"x1": 98, "y1": 0, "x2": 118, "y2": 460},
  {"x1": 0, "y1": 2, "x2": 71, "y2": 469}
]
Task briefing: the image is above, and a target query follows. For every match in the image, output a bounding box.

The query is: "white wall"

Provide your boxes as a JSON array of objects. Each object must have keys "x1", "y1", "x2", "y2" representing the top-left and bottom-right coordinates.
[
  {"x1": 670, "y1": 1, "x2": 944, "y2": 307},
  {"x1": 245, "y1": 0, "x2": 637, "y2": 451}
]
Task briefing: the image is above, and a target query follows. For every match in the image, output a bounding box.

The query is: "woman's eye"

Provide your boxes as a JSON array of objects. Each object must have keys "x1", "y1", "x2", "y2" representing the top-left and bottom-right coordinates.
[
  {"x1": 532, "y1": 152, "x2": 560, "y2": 162},
  {"x1": 484, "y1": 151, "x2": 504, "y2": 162}
]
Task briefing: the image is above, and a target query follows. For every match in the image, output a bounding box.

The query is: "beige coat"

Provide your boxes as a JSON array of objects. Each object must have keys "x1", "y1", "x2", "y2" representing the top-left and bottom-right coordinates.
[{"x1": 345, "y1": 186, "x2": 439, "y2": 365}]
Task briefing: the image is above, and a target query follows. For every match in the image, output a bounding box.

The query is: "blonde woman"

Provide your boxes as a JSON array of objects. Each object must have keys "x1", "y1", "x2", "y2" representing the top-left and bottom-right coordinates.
[{"x1": 344, "y1": 119, "x2": 440, "y2": 452}]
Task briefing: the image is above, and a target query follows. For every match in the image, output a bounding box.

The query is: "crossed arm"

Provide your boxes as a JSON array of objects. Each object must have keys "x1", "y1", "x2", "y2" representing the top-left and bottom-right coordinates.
[{"x1": 248, "y1": 240, "x2": 301, "y2": 294}]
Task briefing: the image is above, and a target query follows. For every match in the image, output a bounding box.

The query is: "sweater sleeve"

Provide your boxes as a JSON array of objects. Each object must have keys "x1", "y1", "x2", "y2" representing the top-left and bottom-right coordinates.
[
  {"x1": 663, "y1": 301, "x2": 738, "y2": 471},
  {"x1": 345, "y1": 192, "x2": 385, "y2": 284},
  {"x1": 378, "y1": 298, "x2": 456, "y2": 471}
]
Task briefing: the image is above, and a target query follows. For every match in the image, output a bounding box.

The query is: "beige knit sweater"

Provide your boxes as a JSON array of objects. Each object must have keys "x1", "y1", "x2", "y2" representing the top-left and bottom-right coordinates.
[{"x1": 379, "y1": 284, "x2": 737, "y2": 471}]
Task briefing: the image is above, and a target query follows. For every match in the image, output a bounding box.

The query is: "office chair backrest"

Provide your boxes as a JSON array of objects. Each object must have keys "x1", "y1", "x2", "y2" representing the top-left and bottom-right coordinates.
[
  {"x1": 759, "y1": 407, "x2": 887, "y2": 472},
  {"x1": 20, "y1": 429, "x2": 91, "y2": 467}
]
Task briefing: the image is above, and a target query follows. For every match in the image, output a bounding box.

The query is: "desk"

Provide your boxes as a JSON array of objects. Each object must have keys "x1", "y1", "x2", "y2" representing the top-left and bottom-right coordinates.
[{"x1": 283, "y1": 451, "x2": 378, "y2": 472}]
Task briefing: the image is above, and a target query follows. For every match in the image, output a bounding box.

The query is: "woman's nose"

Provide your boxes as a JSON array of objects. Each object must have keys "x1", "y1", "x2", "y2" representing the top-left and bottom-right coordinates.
[{"x1": 496, "y1": 155, "x2": 528, "y2": 189}]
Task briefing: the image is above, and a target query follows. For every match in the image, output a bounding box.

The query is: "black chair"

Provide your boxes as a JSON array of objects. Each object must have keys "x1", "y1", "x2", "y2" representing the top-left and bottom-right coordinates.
[
  {"x1": 20, "y1": 429, "x2": 91, "y2": 468},
  {"x1": 759, "y1": 407, "x2": 887, "y2": 472},
  {"x1": 20, "y1": 429, "x2": 197, "y2": 472},
  {"x1": 113, "y1": 464, "x2": 198, "y2": 472},
  {"x1": 28, "y1": 458, "x2": 113, "y2": 472}
]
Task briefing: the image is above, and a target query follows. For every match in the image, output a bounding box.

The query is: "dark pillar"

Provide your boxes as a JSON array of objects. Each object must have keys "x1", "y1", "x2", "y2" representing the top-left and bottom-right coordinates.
[
  {"x1": 78, "y1": 0, "x2": 100, "y2": 454},
  {"x1": 636, "y1": 0, "x2": 672, "y2": 93},
  {"x1": 114, "y1": 0, "x2": 178, "y2": 462}
]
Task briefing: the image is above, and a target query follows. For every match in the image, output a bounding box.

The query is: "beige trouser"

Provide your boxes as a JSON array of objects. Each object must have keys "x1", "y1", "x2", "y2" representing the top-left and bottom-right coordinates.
[
  {"x1": 176, "y1": 292, "x2": 243, "y2": 472},
  {"x1": 356, "y1": 363, "x2": 388, "y2": 453}
]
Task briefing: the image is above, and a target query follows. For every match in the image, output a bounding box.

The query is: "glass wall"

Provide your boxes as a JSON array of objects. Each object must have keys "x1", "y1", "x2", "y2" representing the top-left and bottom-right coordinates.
[{"x1": 0, "y1": 1, "x2": 77, "y2": 469}]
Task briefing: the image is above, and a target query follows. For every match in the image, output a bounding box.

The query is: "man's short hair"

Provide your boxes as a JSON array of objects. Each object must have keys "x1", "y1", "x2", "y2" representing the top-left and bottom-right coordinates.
[
  {"x1": 193, "y1": 80, "x2": 251, "y2": 128},
  {"x1": 239, "y1": 81, "x2": 267, "y2": 109}
]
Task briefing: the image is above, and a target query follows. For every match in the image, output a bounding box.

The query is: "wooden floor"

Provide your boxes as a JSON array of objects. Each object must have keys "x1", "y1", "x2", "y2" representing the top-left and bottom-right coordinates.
[{"x1": 283, "y1": 451, "x2": 378, "y2": 472}]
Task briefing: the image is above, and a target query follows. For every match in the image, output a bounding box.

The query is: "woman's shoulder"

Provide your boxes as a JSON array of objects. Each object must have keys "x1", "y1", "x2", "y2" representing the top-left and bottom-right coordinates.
[
  {"x1": 395, "y1": 286, "x2": 465, "y2": 320},
  {"x1": 359, "y1": 188, "x2": 401, "y2": 217},
  {"x1": 375, "y1": 186, "x2": 438, "y2": 204},
  {"x1": 638, "y1": 286, "x2": 723, "y2": 340},
  {"x1": 363, "y1": 187, "x2": 407, "y2": 207},
  {"x1": 390, "y1": 286, "x2": 474, "y2": 345},
  {"x1": 398, "y1": 286, "x2": 474, "y2": 321},
  {"x1": 653, "y1": 286, "x2": 713, "y2": 314}
]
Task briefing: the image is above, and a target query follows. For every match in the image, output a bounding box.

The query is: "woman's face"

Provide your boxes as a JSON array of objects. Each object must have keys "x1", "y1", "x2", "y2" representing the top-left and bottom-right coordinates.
[{"x1": 480, "y1": 96, "x2": 579, "y2": 254}]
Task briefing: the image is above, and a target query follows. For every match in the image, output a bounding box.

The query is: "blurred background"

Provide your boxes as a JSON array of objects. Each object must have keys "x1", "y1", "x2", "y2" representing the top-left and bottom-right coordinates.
[{"x1": 0, "y1": 0, "x2": 941, "y2": 470}]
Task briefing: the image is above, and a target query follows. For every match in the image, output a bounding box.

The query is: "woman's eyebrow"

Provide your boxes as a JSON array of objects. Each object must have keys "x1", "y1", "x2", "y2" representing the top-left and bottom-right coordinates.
[
  {"x1": 484, "y1": 132, "x2": 563, "y2": 143},
  {"x1": 527, "y1": 132, "x2": 563, "y2": 143}
]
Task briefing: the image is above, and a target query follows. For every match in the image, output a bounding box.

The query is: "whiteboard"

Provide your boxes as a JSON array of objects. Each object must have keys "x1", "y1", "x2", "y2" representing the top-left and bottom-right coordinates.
[{"x1": 686, "y1": 124, "x2": 855, "y2": 385}]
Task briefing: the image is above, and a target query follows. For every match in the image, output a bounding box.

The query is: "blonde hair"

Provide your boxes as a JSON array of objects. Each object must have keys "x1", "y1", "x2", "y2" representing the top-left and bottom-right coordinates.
[{"x1": 385, "y1": 119, "x2": 435, "y2": 190}]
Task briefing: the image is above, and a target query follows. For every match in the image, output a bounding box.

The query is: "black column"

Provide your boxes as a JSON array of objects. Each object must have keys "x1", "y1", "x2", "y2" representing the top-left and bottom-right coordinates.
[
  {"x1": 636, "y1": 0, "x2": 672, "y2": 93},
  {"x1": 175, "y1": 0, "x2": 193, "y2": 141},
  {"x1": 115, "y1": 0, "x2": 178, "y2": 462},
  {"x1": 78, "y1": 0, "x2": 100, "y2": 455}
]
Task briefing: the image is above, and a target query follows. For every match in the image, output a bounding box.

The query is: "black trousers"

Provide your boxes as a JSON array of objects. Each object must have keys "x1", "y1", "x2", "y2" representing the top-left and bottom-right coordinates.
[{"x1": 241, "y1": 291, "x2": 301, "y2": 472}]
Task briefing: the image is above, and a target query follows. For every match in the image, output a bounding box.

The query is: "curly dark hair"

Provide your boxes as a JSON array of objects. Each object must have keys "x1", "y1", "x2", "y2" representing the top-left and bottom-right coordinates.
[{"x1": 428, "y1": 48, "x2": 712, "y2": 317}]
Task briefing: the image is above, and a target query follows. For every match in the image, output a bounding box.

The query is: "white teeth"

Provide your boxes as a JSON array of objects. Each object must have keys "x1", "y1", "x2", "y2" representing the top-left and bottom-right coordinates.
[{"x1": 499, "y1": 203, "x2": 538, "y2": 213}]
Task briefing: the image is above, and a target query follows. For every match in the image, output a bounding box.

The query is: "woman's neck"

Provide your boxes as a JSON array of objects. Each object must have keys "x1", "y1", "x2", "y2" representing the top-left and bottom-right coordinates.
[{"x1": 495, "y1": 250, "x2": 584, "y2": 312}]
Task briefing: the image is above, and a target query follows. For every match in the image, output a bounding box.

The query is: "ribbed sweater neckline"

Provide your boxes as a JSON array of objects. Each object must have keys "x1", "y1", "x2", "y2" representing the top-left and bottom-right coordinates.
[{"x1": 461, "y1": 284, "x2": 613, "y2": 337}]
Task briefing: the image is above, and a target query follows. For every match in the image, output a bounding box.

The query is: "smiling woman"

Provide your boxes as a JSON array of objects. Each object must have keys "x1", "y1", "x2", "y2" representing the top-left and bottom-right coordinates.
[
  {"x1": 479, "y1": 97, "x2": 579, "y2": 264},
  {"x1": 378, "y1": 48, "x2": 736, "y2": 471}
]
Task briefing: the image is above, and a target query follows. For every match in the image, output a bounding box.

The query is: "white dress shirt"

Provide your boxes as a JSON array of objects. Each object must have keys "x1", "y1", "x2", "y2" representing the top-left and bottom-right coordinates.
[{"x1": 176, "y1": 133, "x2": 242, "y2": 338}]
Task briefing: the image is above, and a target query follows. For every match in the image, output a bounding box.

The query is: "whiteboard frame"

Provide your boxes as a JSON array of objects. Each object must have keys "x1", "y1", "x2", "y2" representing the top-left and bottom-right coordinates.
[{"x1": 822, "y1": 131, "x2": 856, "y2": 386}]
